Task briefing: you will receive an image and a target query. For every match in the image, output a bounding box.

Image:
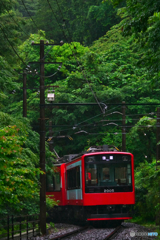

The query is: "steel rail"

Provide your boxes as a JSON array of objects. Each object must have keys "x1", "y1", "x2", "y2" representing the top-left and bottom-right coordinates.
[
  {"x1": 50, "y1": 226, "x2": 89, "y2": 240},
  {"x1": 104, "y1": 225, "x2": 122, "y2": 240}
]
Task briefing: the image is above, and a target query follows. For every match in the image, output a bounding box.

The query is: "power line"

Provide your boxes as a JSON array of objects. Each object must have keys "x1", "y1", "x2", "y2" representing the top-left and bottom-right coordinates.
[
  {"x1": 126, "y1": 113, "x2": 156, "y2": 116},
  {"x1": 20, "y1": 0, "x2": 39, "y2": 31},
  {"x1": 0, "y1": 22, "x2": 32, "y2": 63},
  {"x1": 75, "y1": 105, "x2": 121, "y2": 126},
  {"x1": 0, "y1": 24, "x2": 26, "y2": 66},
  {"x1": 45, "y1": 107, "x2": 123, "y2": 134},
  {"x1": 43, "y1": 102, "x2": 160, "y2": 106},
  {"x1": 43, "y1": 44, "x2": 60, "y2": 60},
  {"x1": 1, "y1": 0, "x2": 30, "y2": 38}
]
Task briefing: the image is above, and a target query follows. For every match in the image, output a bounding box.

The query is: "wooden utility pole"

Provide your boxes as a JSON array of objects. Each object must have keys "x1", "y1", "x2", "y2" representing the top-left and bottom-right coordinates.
[
  {"x1": 156, "y1": 107, "x2": 160, "y2": 166},
  {"x1": 122, "y1": 101, "x2": 126, "y2": 152},
  {"x1": 39, "y1": 40, "x2": 46, "y2": 235},
  {"x1": 49, "y1": 121, "x2": 53, "y2": 152},
  {"x1": 156, "y1": 107, "x2": 160, "y2": 225},
  {"x1": 30, "y1": 40, "x2": 61, "y2": 235},
  {"x1": 23, "y1": 71, "x2": 27, "y2": 117}
]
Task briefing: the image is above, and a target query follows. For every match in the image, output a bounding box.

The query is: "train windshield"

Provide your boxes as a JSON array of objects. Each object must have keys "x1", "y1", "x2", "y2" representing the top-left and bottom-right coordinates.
[{"x1": 85, "y1": 154, "x2": 132, "y2": 189}]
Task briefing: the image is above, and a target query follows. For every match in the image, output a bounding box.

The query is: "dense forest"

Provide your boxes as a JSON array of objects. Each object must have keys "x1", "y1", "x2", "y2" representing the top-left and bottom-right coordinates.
[{"x1": 0, "y1": 0, "x2": 160, "y2": 227}]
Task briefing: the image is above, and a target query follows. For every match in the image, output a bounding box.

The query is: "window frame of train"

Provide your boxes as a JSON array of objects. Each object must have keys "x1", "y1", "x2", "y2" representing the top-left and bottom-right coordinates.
[
  {"x1": 67, "y1": 166, "x2": 80, "y2": 190},
  {"x1": 84, "y1": 154, "x2": 133, "y2": 193},
  {"x1": 46, "y1": 168, "x2": 61, "y2": 192}
]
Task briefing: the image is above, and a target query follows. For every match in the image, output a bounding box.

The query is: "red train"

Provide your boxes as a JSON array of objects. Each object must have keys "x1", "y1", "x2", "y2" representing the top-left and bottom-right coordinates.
[{"x1": 46, "y1": 145, "x2": 135, "y2": 222}]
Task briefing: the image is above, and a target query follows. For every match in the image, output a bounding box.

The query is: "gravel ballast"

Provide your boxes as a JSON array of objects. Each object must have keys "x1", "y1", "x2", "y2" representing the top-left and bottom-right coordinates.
[{"x1": 30, "y1": 222, "x2": 159, "y2": 240}]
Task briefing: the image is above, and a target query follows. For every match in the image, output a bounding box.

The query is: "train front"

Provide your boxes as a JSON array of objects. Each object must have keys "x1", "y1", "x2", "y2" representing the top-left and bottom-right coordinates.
[{"x1": 82, "y1": 152, "x2": 135, "y2": 221}]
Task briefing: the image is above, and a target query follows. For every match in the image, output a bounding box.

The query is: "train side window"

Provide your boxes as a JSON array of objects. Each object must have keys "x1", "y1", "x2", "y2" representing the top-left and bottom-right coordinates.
[
  {"x1": 46, "y1": 172, "x2": 61, "y2": 192},
  {"x1": 67, "y1": 166, "x2": 80, "y2": 190},
  {"x1": 46, "y1": 174, "x2": 54, "y2": 192},
  {"x1": 127, "y1": 164, "x2": 131, "y2": 184},
  {"x1": 76, "y1": 167, "x2": 80, "y2": 188},
  {"x1": 54, "y1": 172, "x2": 61, "y2": 191}
]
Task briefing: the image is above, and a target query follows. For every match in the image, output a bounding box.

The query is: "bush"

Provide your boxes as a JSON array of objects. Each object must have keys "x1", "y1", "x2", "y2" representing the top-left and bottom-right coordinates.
[{"x1": 133, "y1": 159, "x2": 160, "y2": 222}]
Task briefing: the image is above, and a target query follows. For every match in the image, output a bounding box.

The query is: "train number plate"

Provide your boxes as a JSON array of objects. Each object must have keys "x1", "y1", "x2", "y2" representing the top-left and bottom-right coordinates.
[{"x1": 104, "y1": 189, "x2": 114, "y2": 193}]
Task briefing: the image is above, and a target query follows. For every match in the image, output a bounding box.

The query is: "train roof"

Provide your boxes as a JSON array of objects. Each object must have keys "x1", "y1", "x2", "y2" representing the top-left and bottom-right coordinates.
[{"x1": 56, "y1": 145, "x2": 119, "y2": 164}]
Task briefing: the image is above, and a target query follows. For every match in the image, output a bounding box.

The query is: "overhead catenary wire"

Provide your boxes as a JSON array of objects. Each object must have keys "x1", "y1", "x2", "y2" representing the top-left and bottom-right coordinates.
[
  {"x1": 43, "y1": 112, "x2": 157, "y2": 140},
  {"x1": 45, "y1": 106, "x2": 156, "y2": 131},
  {"x1": 75, "y1": 105, "x2": 121, "y2": 127},
  {"x1": 44, "y1": 105, "x2": 122, "y2": 137},
  {"x1": 45, "y1": 118, "x2": 156, "y2": 129},
  {"x1": 31, "y1": 98, "x2": 157, "y2": 134},
  {"x1": 126, "y1": 113, "x2": 156, "y2": 116},
  {"x1": 46, "y1": 122, "x2": 156, "y2": 138},
  {"x1": 43, "y1": 117, "x2": 154, "y2": 127},
  {"x1": 44, "y1": 102, "x2": 160, "y2": 106},
  {"x1": 45, "y1": 105, "x2": 135, "y2": 136},
  {"x1": 8, "y1": 0, "x2": 157, "y2": 129},
  {"x1": 48, "y1": 118, "x2": 157, "y2": 135}
]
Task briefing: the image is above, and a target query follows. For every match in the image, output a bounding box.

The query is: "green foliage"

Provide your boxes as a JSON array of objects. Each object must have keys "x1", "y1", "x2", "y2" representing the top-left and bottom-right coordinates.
[
  {"x1": 126, "y1": 116, "x2": 156, "y2": 166},
  {"x1": 0, "y1": 125, "x2": 41, "y2": 215},
  {"x1": 46, "y1": 196, "x2": 59, "y2": 211},
  {"x1": 35, "y1": 0, "x2": 120, "y2": 45},
  {"x1": 134, "y1": 159, "x2": 160, "y2": 221},
  {"x1": 0, "y1": 56, "x2": 19, "y2": 108},
  {"x1": 39, "y1": 25, "x2": 158, "y2": 157},
  {"x1": 101, "y1": 130, "x2": 122, "y2": 149},
  {"x1": 109, "y1": 0, "x2": 160, "y2": 76},
  {"x1": 1, "y1": 0, "x2": 160, "y2": 222},
  {"x1": 16, "y1": 0, "x2": 39, "y2": 18},
  {"x1": 0, "y1": 0, "x2": 26, "y2": 63},
  {"x1": 0, "y1": 112, "x2": 57, "y2": 215}
]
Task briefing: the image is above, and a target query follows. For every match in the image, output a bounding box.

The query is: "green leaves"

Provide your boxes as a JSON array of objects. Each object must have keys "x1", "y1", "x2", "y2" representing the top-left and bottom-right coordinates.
[
  {"x1": 34, "y1": 0, "x2": 121, "y2": 45},
  {"x1": 0, "y1": 125, "x2": 41, "y2": 215},
  {"x1": 110, "y1": 0, "x2": 160, "y2": 76},
  {"x1": 134, "y1": 159, "x2": 160, "y2": 221},
  {"x1": 0, "y1": 112, "x2": 56, "y2": 215}
]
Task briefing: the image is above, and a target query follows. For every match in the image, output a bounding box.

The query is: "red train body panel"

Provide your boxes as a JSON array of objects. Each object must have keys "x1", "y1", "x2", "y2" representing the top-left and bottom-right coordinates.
[{"x1": 46, "y1": 147, "x2": 135, "y2": 222}]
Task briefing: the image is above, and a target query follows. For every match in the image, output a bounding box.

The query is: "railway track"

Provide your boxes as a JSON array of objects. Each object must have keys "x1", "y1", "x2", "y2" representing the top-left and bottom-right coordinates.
[
  {"x1": 50, "y1": 226, "x2": 89, "y2": 240},
  {"x1": 49, "y1": 224, "x2": 123, "y2": 240},
  {"x1": 104, "y1": 225, "x2": 122, "y2": 239}
]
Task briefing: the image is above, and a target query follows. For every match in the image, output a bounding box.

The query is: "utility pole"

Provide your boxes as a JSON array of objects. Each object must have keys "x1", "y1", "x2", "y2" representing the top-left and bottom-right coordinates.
[
  {"x1": 156, "y1": 107, "x2": 160, "y2": 166},
  {"x1": 23, "y1": 71, "x2": 27, "y2": 117},
  {"x1": 156, "y1": 107, "x2": 160, "y2": 225},
  {"x1": 122, "y1": 101, "x2": 126, "y2": 152},
  {"x1": 30, "y1": 40, "x2": 62, "y2": 235},
  {"x1": 49, "y1": 121, "x2": 53, "y2": 152},
  {"x1": 39, "y1": 40, "x2": 46, "y2": 235}
]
